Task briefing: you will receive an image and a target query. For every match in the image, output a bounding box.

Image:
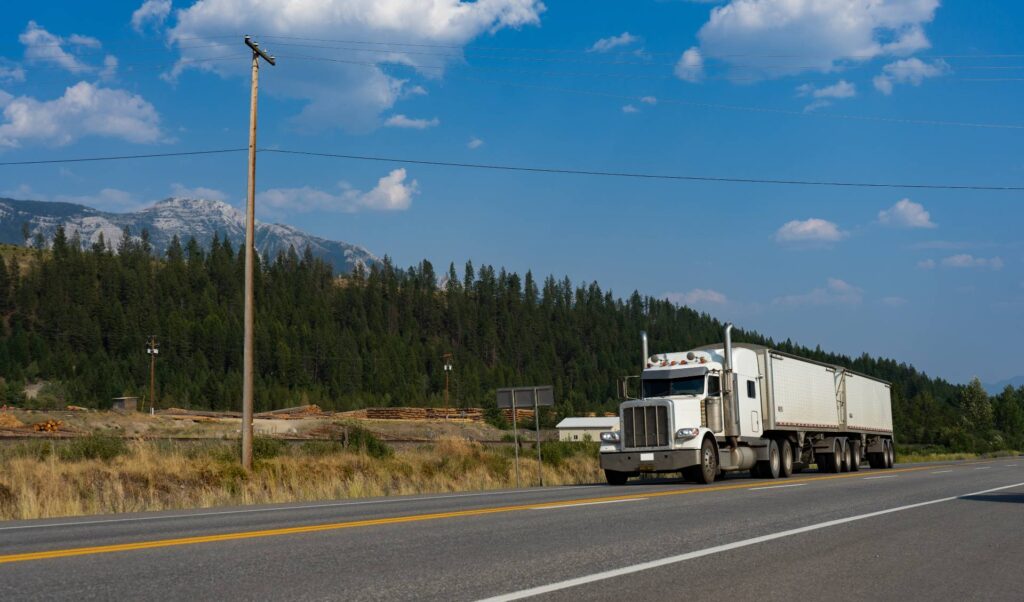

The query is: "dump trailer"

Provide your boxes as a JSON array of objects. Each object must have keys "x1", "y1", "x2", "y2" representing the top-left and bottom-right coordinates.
[{"x1": 599, "y1": 324, "x2": 895, "y2": 485}]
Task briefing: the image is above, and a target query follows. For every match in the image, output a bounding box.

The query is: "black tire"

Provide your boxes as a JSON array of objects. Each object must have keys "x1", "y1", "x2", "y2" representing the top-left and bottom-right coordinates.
[
  {"x1": 817, "y1": 454, "x2": 831, "y2": 473},
  {"x1": 840, "y1": 441, "x2": 851, "y2": 473},
  {"x1": 884, "y1": 440, "x2": 895, "y2": 469},
  {"x1": 779, "y1": 439, "x2": 794, "y2": 478},
  {"x1": 867, "y1": 450, "x2": 883, "y2": 469},
  {"x1": 849, "y1": 441, "x2": 861, "y2": 472},
  {"x1": 694, "y1": 437, "x2": 718, "y2": 484},
  {"x1": 759, "y1": 440, "x2": 781, "y2": 479},
  {"x1": 605, "y1": 469, "x2": 629, "y2": 486}
]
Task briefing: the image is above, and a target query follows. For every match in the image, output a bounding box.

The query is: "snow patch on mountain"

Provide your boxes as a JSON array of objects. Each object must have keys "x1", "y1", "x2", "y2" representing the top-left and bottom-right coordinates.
[{"x1": 0, "y1": 197, "x2": 377, "y2": 273}]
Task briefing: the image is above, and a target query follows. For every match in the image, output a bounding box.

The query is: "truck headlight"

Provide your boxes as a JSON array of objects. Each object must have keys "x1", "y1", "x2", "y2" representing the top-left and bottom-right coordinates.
[
  {"x1": 600, "y1": 431, "x2": 620, "y2": 443},
  {"x1": 675, "y1": 427, "x2": 700, "y2": 440}
]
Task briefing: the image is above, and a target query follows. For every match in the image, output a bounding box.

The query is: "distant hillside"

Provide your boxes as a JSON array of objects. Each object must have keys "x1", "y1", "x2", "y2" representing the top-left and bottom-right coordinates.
[
  {"x1": 987, "y1": 376, "x2": 1024, "y2": 395},
  {"x1": 0, "y1": 197, "x2": 376, "y2": 273}
]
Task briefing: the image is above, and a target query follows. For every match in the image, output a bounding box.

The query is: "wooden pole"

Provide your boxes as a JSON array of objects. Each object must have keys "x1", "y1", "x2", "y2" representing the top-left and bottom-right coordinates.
[{"x1": 241, "y1": 37, "x2": 274, "y2": 472}]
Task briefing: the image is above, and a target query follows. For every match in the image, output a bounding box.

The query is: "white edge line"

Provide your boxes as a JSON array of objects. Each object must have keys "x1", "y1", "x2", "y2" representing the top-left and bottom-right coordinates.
[
  {"x1": 931, "y1": 470, "x2": 953, "y2": 474},
  {"x1": 533, "y1": 499, "x2": 647, "y2": 511},
  {"x1": 863, "y1": 475, "x2": 898, "y2": 480},
  {"x1": 478, "y1": 481, "x2": 1024, "y2": 602},
  {"x1": 0, "y1": 484, "x2": 607, "y2": 532},
  {"x1": 974, "y1": 467, "x2": 990, "y2": 470},
  {"x1": 749, "y1": 484, "x2": 807, "y2": 491},
  {"x1": 1007, "y1": 464, "x2": 1019, "y2": 467}
]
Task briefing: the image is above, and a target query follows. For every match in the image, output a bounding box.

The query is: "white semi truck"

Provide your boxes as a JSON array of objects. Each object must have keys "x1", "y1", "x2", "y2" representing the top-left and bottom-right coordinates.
[{"x1": 599, "y1": 324, "x2": 895, "y2": 485}]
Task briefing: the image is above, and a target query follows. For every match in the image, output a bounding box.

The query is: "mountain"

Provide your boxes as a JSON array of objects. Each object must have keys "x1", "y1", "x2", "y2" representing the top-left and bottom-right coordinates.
[
  {"x1": 986, "y1": 376, "x2": 1024, "y2": 395},
  {"x1": 0, "y1": 197, "x2": 376, "y2": 273}
]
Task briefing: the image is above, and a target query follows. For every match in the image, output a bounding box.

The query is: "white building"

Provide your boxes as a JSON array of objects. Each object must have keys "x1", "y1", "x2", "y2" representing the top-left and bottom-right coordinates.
[{"x1": 555, "y1": 417, "x2": 619, "y2": 442}]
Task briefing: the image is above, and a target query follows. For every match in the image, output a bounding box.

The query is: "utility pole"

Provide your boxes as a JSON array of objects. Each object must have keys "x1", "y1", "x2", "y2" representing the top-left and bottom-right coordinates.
[
  {"x1": 241, "y1": 35, "x2": 275, "y2": 472},
  {"x1": 442, "y1": 353, "x2": 453, "y2": 407},
  {"x1": 146, "y1": 335, "x2": 159, "y2": 412}
]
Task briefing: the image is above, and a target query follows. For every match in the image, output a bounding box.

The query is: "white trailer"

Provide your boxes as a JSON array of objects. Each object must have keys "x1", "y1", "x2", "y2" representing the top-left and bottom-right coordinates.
[{"x1": 599, "y1": 324, "x2": 895, "y2": 484}]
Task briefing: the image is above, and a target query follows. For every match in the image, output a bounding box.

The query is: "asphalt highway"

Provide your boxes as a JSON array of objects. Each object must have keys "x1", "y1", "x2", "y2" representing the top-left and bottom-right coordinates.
[{"x1": 1, "y1": 458, "x2": 1022, "y2": 601}]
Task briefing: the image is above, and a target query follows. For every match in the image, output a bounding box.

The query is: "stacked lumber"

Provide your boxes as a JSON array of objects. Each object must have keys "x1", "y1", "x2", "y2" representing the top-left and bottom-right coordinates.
[
  {"x1": 255, "y1": 405, "x2": 323, "y2": 419},
  {"x1": 501, "y1": 408, "x2": 535, "y2": 423},
  {"x1": 363, "y1": 407, "x2": 486, "y2": 421},
  {"x1": 33, "y1": 419, "x2": 63, "y2": 433},
  {"x1": 335, "y1": 409, "x2": 369, "y2": 419},
  {"x1": 66, "y1": 405, "x2": 89, "y2": 412}
]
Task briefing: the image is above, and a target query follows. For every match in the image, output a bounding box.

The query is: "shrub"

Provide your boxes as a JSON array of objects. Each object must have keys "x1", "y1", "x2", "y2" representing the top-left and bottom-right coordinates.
[
  {"x1": 300, "y1": 440, "x2": 344, "y2": 456},
  {"x1": 232, "y1": 437, "x2": 286, "y2": 461},
  {"x1": 344, "y1": 425, "x2": 392, "y2": 459},
  {"x1": 0, "y1": 440, "x2": 55, "y2": 462},
  {"x1": 540, "y1": 440, "x2": 599, "y2": 467},
  {"x1": 59, "y1": 434, "x2": 128, "y2": 462}
]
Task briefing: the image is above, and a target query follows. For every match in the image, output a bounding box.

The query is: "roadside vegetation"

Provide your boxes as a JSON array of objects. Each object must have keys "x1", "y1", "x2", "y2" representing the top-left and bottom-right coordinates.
[{"x1": 0, "y1": 433, "x2": 602, "y2": 521}]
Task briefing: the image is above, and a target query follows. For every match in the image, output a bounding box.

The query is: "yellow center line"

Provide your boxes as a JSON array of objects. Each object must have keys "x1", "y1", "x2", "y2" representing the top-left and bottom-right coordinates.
[{"x1": 0, "y1": 459, "x2": 1000, "y2": 565}]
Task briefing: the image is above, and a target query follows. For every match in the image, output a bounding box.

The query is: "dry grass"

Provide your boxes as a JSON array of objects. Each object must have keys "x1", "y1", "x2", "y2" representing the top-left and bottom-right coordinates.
[
  {"x1": 0, "y1": 437, "x2": 602, "y2": 521},
  {"x1": 895, "y1": 450, "x2": 1019, "y2": 464}
]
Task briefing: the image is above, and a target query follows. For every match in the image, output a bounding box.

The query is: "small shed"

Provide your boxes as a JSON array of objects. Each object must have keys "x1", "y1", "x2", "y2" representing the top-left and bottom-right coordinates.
[
  {"x1": 112, "y1": 396, "x2": 139, "y2": 411},
  {"x1": 555, "y1": 417, "x2": 619, "y2": 442}
]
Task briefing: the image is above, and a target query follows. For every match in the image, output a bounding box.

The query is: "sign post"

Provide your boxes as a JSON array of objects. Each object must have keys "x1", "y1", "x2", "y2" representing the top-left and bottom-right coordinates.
[{"x1": 497, "y1": 386, "x2": 555, "y2": 488}]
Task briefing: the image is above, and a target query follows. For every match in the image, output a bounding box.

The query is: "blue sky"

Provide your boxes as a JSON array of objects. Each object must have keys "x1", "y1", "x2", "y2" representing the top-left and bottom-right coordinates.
[{"x1": 0, "y1": 1, "x2": 1021, "y2": 384}]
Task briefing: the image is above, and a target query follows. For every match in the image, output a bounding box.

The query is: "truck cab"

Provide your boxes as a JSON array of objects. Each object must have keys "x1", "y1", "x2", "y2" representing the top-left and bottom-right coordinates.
[{"x1": 599, "y1": 327, "x2": 767, "y2": 485}]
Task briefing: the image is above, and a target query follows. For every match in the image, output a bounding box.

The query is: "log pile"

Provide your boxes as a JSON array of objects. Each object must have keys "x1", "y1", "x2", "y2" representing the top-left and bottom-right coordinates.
[
  {"x1": 33, "y1": 419, "x2": 63, "y2": 433},
  {"x1": 255, "y1": 405, "x2": 323, "y2": 419},
  {"x1": 364, "y1": 407, "x2": 484, "y2": 422},
  {"x1": 501, "y1": 408, "x2": 535, "y2": 423},
  {"x1": 0, "y1": 413, "x2": 25, "y2": 429}
]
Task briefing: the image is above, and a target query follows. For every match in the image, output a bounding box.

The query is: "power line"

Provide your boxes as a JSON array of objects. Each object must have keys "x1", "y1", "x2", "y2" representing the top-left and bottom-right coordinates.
[
  {"x1": 0, "y1": 148, "x2": 247, "y2": 167},
  {"x1": 1, "y1": 146, "x2": 1018, "y2": 191},
  {"x1": 259, "y1": 148, "x2": 1024, "y2": 192}
]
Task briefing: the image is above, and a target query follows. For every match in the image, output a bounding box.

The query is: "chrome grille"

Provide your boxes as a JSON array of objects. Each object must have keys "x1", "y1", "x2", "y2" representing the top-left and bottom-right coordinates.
[{"x1": 623, "y1": 404, "x2": 670, "y2": 448}]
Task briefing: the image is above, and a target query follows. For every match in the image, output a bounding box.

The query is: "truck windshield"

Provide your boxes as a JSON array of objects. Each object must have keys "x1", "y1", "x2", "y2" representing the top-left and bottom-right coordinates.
[{"x1": 643, "y1": 375, "x2": 705, "y2": 397}]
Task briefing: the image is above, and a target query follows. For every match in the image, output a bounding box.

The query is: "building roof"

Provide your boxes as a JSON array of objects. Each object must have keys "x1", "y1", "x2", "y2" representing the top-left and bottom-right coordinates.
[{"x1": 555, "y1": 417, "x2": 619, "y2": 429}]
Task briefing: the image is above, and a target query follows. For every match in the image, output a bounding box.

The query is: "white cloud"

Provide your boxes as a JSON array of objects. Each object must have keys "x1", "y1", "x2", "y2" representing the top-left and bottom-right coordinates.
[
  {"x1": 917, "y1": 259, "x2": 936, "y2": 269},
  {"x1": 774, "y1": 278, "x2": 863, "y2": 307},
  {"x1": 664, "y1": 289, "x2": 728, "y2": 306},
  {"x1": 775, "y1": 218, "x2": 847, "y2": 243},
  {"x1": 640, "y1": 96, "x2": 658, "y2": 105},
  {"x1": 0, "y1": 81, "x2": 162, "y2": 147},
  {"x1": 622, "y1": 104, "x2": 639, "y2": 113},
  {"x1": 467, "y1": 137, "x2": 484, "y2": 149},
  {"x1": 878, "y1": 198, "x2": 935, "y2": 228},
  {"x1": 131, "y1": 0, "x2": 172, "y2": 33},
  {"x1": 0, "y1": 62, "x2": 25, "y2": 83},
  {"x1": 940, "y1": 254, "x2": 1003, "y2": 270},
  {"x1": 258, "y1": 168, "x2": 418, "y2": 214},
  {"x1": 170, "y1": 184, "x2": 229, "y2": 202},
  {"x1": 384, "y1": 114, "x2": 440, "y2": 129},
  {"x1": 167, "y1": 0, "x2": 545, "y2": 132},
  {"x1": 675, "y1": 46, "x2": 704, "y2": 82},
  {"x1": 797, "y1": 80, "x2": 856, "y2": 99},
  {"x1": 689, "y1": 0, "x2": 938, "y2": 80},
  {"x1": 873, "y1": 57, "x2": 948, "y2": 95},
  {"x1": 19, "y1": 21, "x2": 94, "y2": 74},
  {"x1": 589, "y1": 32, "x2": 641, "y2": 53},
  {"x1": 99, "y1": 55, "x2": 118, "y2": 80}
]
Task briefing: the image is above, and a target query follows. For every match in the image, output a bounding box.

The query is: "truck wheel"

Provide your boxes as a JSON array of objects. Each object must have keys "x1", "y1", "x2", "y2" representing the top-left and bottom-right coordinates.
[
  {"x1": 884, "y1": 440, "x2": 895, "y2": 469},
  {"x1": 757, "y1": 440, "x2": 781, "y2": 479},
  {"x1": 779, "y1": 439, "x2": 794, "y2": 478},
  {"x1": 849, "y1": 441, "x2": 861, "y2": 472},
  {"x1": 840, "y1": 441, "x2": 852, "y2": 473},
  {"x1": 604, "y1": 469, "x2": 629, "y2": 486},
  {"x1": 693, "y1": 437, "x2": 718, "y2": 484}
]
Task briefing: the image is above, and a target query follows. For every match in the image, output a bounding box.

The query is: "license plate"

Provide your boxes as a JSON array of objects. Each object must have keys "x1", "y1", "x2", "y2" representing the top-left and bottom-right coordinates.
[{"x1": 640, "y1": 453, "x2": 654, "y2": 462}]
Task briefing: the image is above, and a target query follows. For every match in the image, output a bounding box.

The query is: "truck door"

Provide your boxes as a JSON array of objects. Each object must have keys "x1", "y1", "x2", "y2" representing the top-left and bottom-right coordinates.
[{"x1": 737, "y1": 375, "x2": 761, "y2": 437}]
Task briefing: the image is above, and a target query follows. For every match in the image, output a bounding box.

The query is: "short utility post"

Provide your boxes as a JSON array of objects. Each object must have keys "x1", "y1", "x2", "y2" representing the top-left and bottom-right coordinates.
[{"x1": 241, "y1": 35, "x2": 275, "y2": 472}]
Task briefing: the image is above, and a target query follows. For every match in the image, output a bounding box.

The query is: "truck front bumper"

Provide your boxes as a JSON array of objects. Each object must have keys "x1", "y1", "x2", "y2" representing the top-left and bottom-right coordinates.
[{"x1": 600, "y1": 449, "x2": 701, "y2": 473}]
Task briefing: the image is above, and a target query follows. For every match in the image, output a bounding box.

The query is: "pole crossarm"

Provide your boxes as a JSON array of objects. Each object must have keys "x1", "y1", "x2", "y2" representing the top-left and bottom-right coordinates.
[{"x1": 244, "y1": 36, "x2": 276, "y2": 66}]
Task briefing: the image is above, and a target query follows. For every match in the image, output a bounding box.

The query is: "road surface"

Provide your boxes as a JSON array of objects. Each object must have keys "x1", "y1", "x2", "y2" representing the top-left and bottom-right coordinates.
[{"x1": 1, "y1": 458, "x2": 1022, "y2": 600}]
